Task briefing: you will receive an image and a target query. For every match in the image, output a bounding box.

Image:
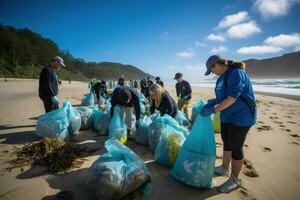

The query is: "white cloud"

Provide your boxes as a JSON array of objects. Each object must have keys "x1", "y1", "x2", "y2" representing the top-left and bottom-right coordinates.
[
  {"x1": 227, "y1": 21, "x2": 261, "y2": 39},
  {"x1": 264, "y1": 33, "x2": 300, "y2": 47},
  {"x1": 253, "y1": 0, "x2": 300, "y2": 18},
  {"x1": 236, "y1": 45, "x2": 283, "y2": 54},
  {"x1": 206, "y1": 34, "x2": 225, "y2": 42},
  {"x1": 176, "y1": 48, "x2": 195, "y2": 59},
  {"x1": 161, "y1": 31, "x2": 171, "y2": 41},
  {"x1": 210, "y1": 46, "x2": 228, "y2": 53},
  {"x1": 195, "y1": 41, "x2": 207, "y2": 47},
  {"x1": 186, "y1": 65, "x2": 204, "y2": 71},
  {"x1": 216, "y1": 11, "x2": 250, "y2": 29}
]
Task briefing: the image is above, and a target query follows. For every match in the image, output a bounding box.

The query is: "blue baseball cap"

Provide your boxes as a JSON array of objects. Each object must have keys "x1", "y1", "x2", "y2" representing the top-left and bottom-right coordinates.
[{"x1": 205, "y1": 55, "x2": 222, "y2": 75}]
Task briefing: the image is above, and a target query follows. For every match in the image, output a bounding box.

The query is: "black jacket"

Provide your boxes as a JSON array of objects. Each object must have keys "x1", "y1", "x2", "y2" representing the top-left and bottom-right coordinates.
[
  {"x1": 39, "y1": 65, "x2": 58, "y2": 99},
  {"x1": 156, "y1": 80, "x2": 164, "y2": 87},
  {"x1": 110, "y1": 86, "x2": 141, "y2": 120},
  {"x1": 150, "y1": 91, "x2": 178, "y2": 118},
  {"x1": 93, "y1": 82, "x2": 108, "y2": 100},
  {"x1": 175, "y1": 80, "x2": 192, "y2": 100}
]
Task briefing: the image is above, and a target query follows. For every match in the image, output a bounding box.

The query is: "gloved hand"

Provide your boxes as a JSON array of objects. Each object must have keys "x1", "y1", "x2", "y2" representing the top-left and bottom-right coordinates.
[
  {"x1": 181, "y1": 96, "x2": 189, "y2": 101},
  {"x1": 207, "y1": 98, "x2": 218, "y2": 107},
  {"x1": 51, "y1": 96, "x2": 59, "y2": 105},
  {"x1": 135, "y1": 120, "x2": 141, "y2": 129},
  {"x1": 201, "y1": 103, "x2": 215, "y2": 117}
]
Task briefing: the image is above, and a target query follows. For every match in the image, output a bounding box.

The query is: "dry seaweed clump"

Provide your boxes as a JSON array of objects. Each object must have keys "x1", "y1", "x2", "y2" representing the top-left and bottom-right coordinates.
[{"x1": 7, "y1": 137, "x2": 86, "y2": 174}]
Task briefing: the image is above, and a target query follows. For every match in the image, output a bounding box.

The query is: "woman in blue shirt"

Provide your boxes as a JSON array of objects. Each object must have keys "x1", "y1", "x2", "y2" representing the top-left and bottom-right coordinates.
[{"x1": 201, "y1": 55, "x2": 256, "y2": 193}]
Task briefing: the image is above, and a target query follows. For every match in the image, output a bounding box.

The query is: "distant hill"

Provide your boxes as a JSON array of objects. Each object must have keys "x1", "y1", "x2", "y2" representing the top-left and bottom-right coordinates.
[
  {"x1": 0, "y1": 24, "x2": 152, "y2": 81},
  {"x1": 244, "y1": 51, "x2": 300, "y2": 78}
]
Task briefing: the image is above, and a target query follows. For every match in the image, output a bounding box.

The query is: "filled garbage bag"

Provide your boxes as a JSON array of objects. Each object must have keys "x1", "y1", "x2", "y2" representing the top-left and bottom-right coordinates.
[
  {"x1": 190, "y1": 100, "x2": 205, "y2": 123},
  {"x1": 36, "y1": 102, "x2": 69, "y2": 139},
  {"x1": 148, "y1": 114, "x2": 188, "y2": 153},
  {"x1": 109, "y1": 106, "x2": 127, "y2": 144},
  {"x1": 170, "y1": 101, "x2": 216, "y2": 189},
  {"x1": 87, "y1": 139, "x2": 151, "y2": 200},
  {"x1": 176, "y1": 110, "x2": 190, "y2": 128},
  {"x1": 76, "y1": 106, "x2": 94, "y2": 130},
  {"x1": 134, "y1": 116, "x2": 152, "y2": 145},
  {"x1": 64, "y1": 102, "x2": 81, "y2": 136},
  {"x1": 213, "y1": 112, "x2": 221, "y2": 133},
  {"x1": 154, "y1": 124, "x2": 186, "y2": 167},
  {"x1": 104, "y1": 100, "x2": 111, "y2": 115},
  {"x1": 93, "y1": 109, "x2": 111, "y2": 135},
  {"x1": 81, "y1": 92, "x2": 94, "y2": 107}
]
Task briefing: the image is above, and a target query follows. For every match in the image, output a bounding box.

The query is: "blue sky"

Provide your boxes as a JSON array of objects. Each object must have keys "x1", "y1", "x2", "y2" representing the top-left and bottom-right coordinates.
[{"x1": 1, "y1": 0, "x2": 300, "y2": 82}]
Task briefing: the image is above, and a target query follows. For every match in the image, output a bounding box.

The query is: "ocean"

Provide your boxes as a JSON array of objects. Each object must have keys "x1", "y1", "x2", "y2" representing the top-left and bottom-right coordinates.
[{"x1": 191, "y1": 78, "x2": 300, "y2": 96}]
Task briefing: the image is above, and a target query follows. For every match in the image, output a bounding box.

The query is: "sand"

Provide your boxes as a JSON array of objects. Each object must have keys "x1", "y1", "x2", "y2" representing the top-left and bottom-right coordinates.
[{"x1": 0, "y1": 79, "x2": 300, "y2": 200}]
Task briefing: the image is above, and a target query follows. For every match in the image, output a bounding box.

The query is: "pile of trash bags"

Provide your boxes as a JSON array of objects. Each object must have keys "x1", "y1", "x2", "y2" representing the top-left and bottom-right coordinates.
[
  {"x1": 109, "y1": 106, "x2": 127, "y2": 144},
  {"x1": 190, "y1": 100, "x2": 205, "y2": 123},
  {"x1": 76, "y1": 106, "x2": 94, "y2": 130},
  {"x1": 175, "y1": 110, "x2": 190, "y2": 129},
  {"x1": 87, "y1": 139, "x2": 151, "y2": 200},
  {"x1": 81, "y1": 92, "x2": 94, "y2": 107},
  {"x1": 36, "y1": 101, "x2": 81, "y2": 139},
  {"x1": 170, "y1": 101, "x2": 216, "y2": 189},
  {"x1": 93, "y1": 109, "x2": 111, "y2": 135},
  {"x1": 134, "y1": 115, "x2": 152, "y2": 145}
]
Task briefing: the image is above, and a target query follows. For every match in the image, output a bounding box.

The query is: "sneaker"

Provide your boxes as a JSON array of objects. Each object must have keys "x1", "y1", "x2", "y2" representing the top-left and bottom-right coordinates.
[
  {"x1": 218, "y1": 176, "x2": 241, "y2": 193},
  {"x1": 214, "y1": 166, "x2": 230, "y2": 176}
]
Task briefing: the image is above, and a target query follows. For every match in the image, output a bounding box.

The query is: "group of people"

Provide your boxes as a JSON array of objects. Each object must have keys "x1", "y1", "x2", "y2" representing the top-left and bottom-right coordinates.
[{"x1": 38, "y1": 55, "x2": 256, "y2": 193}]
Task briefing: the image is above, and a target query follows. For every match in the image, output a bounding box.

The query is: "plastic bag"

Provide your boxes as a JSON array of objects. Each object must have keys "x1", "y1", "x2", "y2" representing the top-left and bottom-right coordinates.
[
  {"x1": 36, "y1": 102, "x2": 69, "y2": 139},
  {"x1": 93, "y1": 109, "x2": 111, "y2": 135},
  {"x1": 213, "y1": 112, "x2": 221, "y2": 133},
  {"x1": 81, "y1": 92, "x2": 94, "y2": 107},
  {"x1": 176, "y1": 110, "x2": 190, "y2": 128},
  {"x1": 148, "y1": 114, "x2": 188, "y2": 153},
  {"x1": 190, "y1": 100, "x2": 205, "y2": 123},
  {"x1": 64, "y1": 102, "x2": 81, "y2": 136},
  {"x1": 134, "y1": 116, "x2": 152, "y2": 145},
  {"x1": 87, "y1": 139, "x2": 151, "y2": 200},
  {"x1": 154, "y1": 124, "x2": 186, "y2": 167},
  {"x1": 76, "y1": 106, "x2": 94, "y2": 130},
  {"x1": 109, "y1": 106, "x2": 127, "y2": 144},
  {"x1": 170, "y1": 101, "x2": 216, "y2": 189}
]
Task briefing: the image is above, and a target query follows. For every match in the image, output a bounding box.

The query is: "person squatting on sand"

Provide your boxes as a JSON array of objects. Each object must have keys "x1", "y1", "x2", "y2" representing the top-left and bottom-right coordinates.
[
  {"x1": 201, "y1": 55, "x2": 257, "y2": 193},
  {"x1": 38, "y1": 56, "x2": 65, "y2": 113},
  {"x1": 149, "y1": 83, "x2": 178, "y2": 118},
  {"x1": 92, "y1": 80, "x2": 108, "y2": 109},
  {"x1": 174, "y1": 72, "x2": 192, "y2": 117},
  {"x1": 110, "y1": 86, "x2": 141, "y2": 135}
]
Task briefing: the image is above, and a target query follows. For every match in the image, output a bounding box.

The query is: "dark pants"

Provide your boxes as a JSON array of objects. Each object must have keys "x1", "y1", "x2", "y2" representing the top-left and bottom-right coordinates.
[
  {"x1": 41, "y1": 98, "x2": 59, "y2": 113},
  {"x1": 221, "y1": 123, "x2": 252, "y2": 160}
]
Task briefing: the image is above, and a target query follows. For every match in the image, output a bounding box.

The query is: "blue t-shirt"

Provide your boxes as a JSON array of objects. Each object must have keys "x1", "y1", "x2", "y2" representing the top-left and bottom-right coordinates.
[{"x1": 215, "y1": 67, "x2": 256, "y2": 126}]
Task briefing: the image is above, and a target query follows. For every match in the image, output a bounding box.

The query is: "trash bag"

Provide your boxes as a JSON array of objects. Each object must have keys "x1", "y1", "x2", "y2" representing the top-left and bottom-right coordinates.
[
  {"x1": 109, "y1": 106, "x2": 127, "y2": 144},
  {"x1": 64, "y1": 102, "x2": 81, "y2": 136},
  {"x1": 81, "y1": 92, "x2": 94, "y2": 107},
  {"x1": 104, "y1": 99, "x2": 111, "y2": 115},
  {"x1": 213, "y1": 112, "x2": 221, "y2": 133},
  {"x1": 176, "y1": 110, "x2": 190, "y2": 128},
  {"x1": 36, "y1": 102, "x2": 69, "y2": 139},
  {"x1": 148, "y1": 114, "x2": 188, "y2": 153},
  {"x1": 190, "y1": 100, "x2": 205, "y2": 123},
  {"x1": 87, "y1": 139, "x2": 151, "y2": 200},
  {"x1": 154, "y1": 124, "x2": 186, "y2": 167},
  {"x1": 134, "y1": 116, "x2": 152, "y2": 145},
  {"x1": 170, "y1": 101, "x2": 216, "y2": 189},
  {"x1": 93, "y1": 109, "x2": 111, "y2": 135},
  {"x1": 76, "y1": 106, "x2": 94, "y2": 130}
]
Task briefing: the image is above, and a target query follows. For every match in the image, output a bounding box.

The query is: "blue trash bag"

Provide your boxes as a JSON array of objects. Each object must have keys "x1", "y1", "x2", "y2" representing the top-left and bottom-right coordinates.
[
  {"x1": 190, "y1": 100, "x2": 206, "y2": 123},
  {"x1": 87, "y1": 138, "x2": 151, "y2": 200},
  {"x1": 76, "y1": 106, "x2": 94, "y2": 130},
  {"x1": 170, "y1": 101, "x2": 216, "y2": 189},
  {"x1": 93, "y1": 109, "x2": 111, "y2": 135},
  {"x1": 109, "y1": 106, "x2": 127, "y2": 144},
  {"x1": 36, "y1": 102, "x2": 69, "y2": 139},
  {"x1": 148, "y1": 114, "x2": 188, "y2": 153},
  {"x1": 104, "y1": 99, "x2": 111, "y2": 115},
  {"x1": 154, "y1": 123, "x2": 186, "y2": 167},
  {"x1": 64, "y1": 102, "x2": 81, "y2": 136},
  {"x1": 176, "y1": 110, "x2": 190, "y2": 128},
  {"x1": 134, "y1": 116, "x2": 152, "y2": 145},
  {"x1": 81, "y1": 92, "x2": 94, "y2": 107}
]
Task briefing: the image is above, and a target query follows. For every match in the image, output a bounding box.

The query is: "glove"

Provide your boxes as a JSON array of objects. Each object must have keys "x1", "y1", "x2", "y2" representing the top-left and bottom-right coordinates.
[
  {"x1": 207, "y1": 99, "x2": 218, "y2": 107},
  {"x1": 51, "y1": 96, "x2": 59, "y2": 105},
  {"x1": 135, "y1": 120, "x2": 141, "y2": 129},
  {"x1": 200, "y1": 103, "x2": 215, "y2": 117},
  {"x1": 181, "y1": 96, "x2": 189, "y2": 101}
]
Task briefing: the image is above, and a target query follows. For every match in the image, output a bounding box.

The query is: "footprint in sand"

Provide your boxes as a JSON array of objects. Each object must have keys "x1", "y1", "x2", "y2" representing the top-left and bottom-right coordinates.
[
  {"x1": 244, "y1": 144, "x2": 249, "y2": 148},
  {"x1": 257, "y1": 121, "x2": 265, "y2": 124},
  {"x1": 285, "y1": 129, "x2": 291, "y2": 132},
  {"x1": 238, "y1": 186, "x2": 256, "y2": 200},
  {"x1": 263, "y1": 147, "x2": 272, "y2": 152},
  {"x1": 274, "y1": 121, "x2": 283, "y2": 124},
  {"x1": 280, "y1": 125, "x2": 286, "y2": 128},
  {"x1": 243, "y1": 159, "x2": 259, "y2": 178},
  {"x1": 287, "y1": 121, "x2": 296, "y2": 124},
  {"x1": 289, "y1": 142, "x2": 299, "y2": 145},
  {"x1": 290, "y1": 134, "x2": 300, "y2": 138},
  {"x1": 257, "y1": 125, "x2": 273, "y2": 132}
]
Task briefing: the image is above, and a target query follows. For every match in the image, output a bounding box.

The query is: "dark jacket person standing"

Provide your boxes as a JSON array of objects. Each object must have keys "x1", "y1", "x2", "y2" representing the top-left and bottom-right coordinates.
[
  {"x1": 39, "y1": 56, "x2": 65, "y2": 113},
  {"x1": 175, "y1": 72, "x2": 192, "y2": 117}
]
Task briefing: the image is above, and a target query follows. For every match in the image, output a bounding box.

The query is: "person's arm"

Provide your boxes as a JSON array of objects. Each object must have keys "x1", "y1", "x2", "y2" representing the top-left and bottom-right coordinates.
[
  {"x1": 175, "y1": 83, "x2": 180, "y2": 97},
  {"x1": 110, "y1": 90, "x2": 117, "y2": 118},
  {"x1": 214, "y1": 97, "x2": 236, "y2": 112},
  {"x1": 163, "y1": 93, "x2": 175, "y2": 116},
  {"x1": 133, "y1": 95, "x2": 141, "y2": 120}
]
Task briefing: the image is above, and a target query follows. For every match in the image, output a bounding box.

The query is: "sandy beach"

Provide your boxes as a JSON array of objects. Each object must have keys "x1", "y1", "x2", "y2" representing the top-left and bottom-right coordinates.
[{"x1": 0, "y1": 79, "x2": 300, "y2": 200}]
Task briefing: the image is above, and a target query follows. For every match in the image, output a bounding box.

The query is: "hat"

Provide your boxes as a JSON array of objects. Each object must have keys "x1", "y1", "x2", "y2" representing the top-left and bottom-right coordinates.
[
  {"x1": 205, "y1": 55, "x2": 221, "y2": 75},
  {"x1": 119, "y1": 88, "x2": 132, "y2": 104},
  {"x1": 155, "y1": 76, "x2": 160, "y2": 81},
  {"x1": 51, "y1": 56, "x2": 65, "y2": 67},
  {"x1": 174, "y1": 72, "x2": 182, "y2": 80}
]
